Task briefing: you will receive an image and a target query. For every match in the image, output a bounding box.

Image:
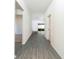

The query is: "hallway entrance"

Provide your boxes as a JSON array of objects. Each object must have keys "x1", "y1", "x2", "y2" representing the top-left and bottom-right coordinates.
[{"x1": 15, "y1": 1, "x2": 24, "y2": 56}]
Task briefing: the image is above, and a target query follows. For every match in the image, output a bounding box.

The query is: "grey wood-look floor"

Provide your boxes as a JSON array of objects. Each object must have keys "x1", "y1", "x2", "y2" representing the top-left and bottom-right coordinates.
[{"x1": 15, "y1": 32, "x2": 61, "y2": 59}]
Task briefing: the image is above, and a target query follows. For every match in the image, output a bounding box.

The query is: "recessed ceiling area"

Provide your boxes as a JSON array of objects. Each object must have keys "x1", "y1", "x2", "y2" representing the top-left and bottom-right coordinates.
[
  {"x1": 15, "y1": 1, "x2": 23, "y2": 10},
  {"x1": 23, "y1": 0, "x2": 53, "y2": 13}
]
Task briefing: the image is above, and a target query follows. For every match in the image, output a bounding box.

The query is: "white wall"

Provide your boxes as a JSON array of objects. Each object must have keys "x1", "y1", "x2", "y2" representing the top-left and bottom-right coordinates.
[
  {"x1": 32, "y1": 13, "x2": 44, "y2": 31},
  {"x1": 44, "y1": 0, "x2": 64, "y2": 59},
  {"x1": 16, "y1": 9, "x2": 23, "y2": 15},
  {"x1": 22, "y1": 7, "x2": 32, "y2": 44},
  {"x1": 16, "y1": 0, "x2": 32, "y2": 45}
]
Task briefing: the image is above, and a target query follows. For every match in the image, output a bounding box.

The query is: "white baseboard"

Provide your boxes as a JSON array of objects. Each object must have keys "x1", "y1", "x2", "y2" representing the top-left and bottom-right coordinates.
[
  {"x1": 22, "y1": 32, "x2": 32, "y2": 45},
  {"x1": 50, "y1": 42, "x2": 62, "y2": 59}
]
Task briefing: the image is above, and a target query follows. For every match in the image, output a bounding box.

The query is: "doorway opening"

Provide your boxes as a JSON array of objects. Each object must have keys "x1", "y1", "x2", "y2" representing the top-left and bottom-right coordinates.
[{"x1": 15, "y1": 1, "x2": 23, "y2": 57}]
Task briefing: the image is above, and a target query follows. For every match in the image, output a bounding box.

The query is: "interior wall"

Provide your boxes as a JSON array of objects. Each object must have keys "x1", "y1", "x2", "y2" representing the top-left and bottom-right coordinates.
[
  {"x1": 22, "y1": 7, "x2": 32, "y2": 44},
  {"x1": 15, "y1": 15, "x2": 22, "y2": 34},
  {"x1": 16, "y1": 0, "x2": 32, "y2": 45},
  {"x1": 23, "y1": 3, "x2": 32, "y2": 45},
  {"x1": 44, "y1": 0, "x2": 64, "y2": 59},
  {"x1": 16, "y1": 9, "x2": 23, "y2": 15}
]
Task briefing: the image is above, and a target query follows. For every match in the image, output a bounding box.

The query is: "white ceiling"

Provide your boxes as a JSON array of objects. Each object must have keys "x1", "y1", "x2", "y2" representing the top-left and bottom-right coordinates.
[{"x1": 24, "y1": 0, "x2": 53, "y2": 13}]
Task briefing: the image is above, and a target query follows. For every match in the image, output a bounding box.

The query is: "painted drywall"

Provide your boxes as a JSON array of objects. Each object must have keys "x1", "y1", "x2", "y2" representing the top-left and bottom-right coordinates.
[
  {"x1": 15, "y1": 15, "x2": 22, "y2": 34},
  {"x1": 23, "y1": 0, "x2": 52, "y2": 13},
  {"x1": 22, "y1": 7, "x2": 32, "y2": 44},
  {"x1": 16, "y1": 9, "x2": 23, "y2": 15},
  {"x1": 44, "y1": 0, "x2": 64, "y2": 59},
  {"x1": 32, "y1": 13, "x2": 44, "y2": 21},
  {"x1": 22, "y1": 2, "x2": 32, "y2": 45},
  {"x1": 16, "y1": 0, "x2": 32, "y2": 45},
  {"x1": 32, "y1": 13, "x2": 44, "y2": 31}
]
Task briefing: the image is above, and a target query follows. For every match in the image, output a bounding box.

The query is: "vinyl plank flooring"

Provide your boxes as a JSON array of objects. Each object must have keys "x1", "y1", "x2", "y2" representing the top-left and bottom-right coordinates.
[
  {"x1": 32, "y1": 48, "x2": 37, "y2": 59},
  {"x1": 15, "y1": 32, "x2": 61, "y2": 59},
  {"x1": 27, "y1": 47, "x2": 32, "y2": 59}
]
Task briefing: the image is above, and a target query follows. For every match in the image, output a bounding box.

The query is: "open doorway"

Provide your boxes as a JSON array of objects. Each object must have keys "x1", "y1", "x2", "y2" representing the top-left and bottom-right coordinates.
[
  {"x1": 38, "y1": 23, "x2": 45, "y2": 35},
  {"x1": 15, "y1": 1, "x2": 23, "y2": 57}
]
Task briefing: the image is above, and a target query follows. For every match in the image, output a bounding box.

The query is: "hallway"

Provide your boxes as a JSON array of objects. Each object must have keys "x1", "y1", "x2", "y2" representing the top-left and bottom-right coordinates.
[
  {"x1": 15, "y1": 32, "x2": 61, "y2": 59},
  {"x1": 15, "y1": 0, "x2": 64, "y2": 59}
]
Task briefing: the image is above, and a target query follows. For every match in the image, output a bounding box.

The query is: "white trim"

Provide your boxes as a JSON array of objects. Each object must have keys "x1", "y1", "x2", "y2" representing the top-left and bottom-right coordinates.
[
  {"x1": 14, "y1": 55, "x2": 16, "y2": 58},
  {"x1": 22, "y1": 32, "x2": 32, "y2": 45},
  {"x1": 16, "y1": 0, "x2": 24, "y2": 10},
  {"x1": 50, "y1": 42, "x2": 62, "y2": 59}
]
